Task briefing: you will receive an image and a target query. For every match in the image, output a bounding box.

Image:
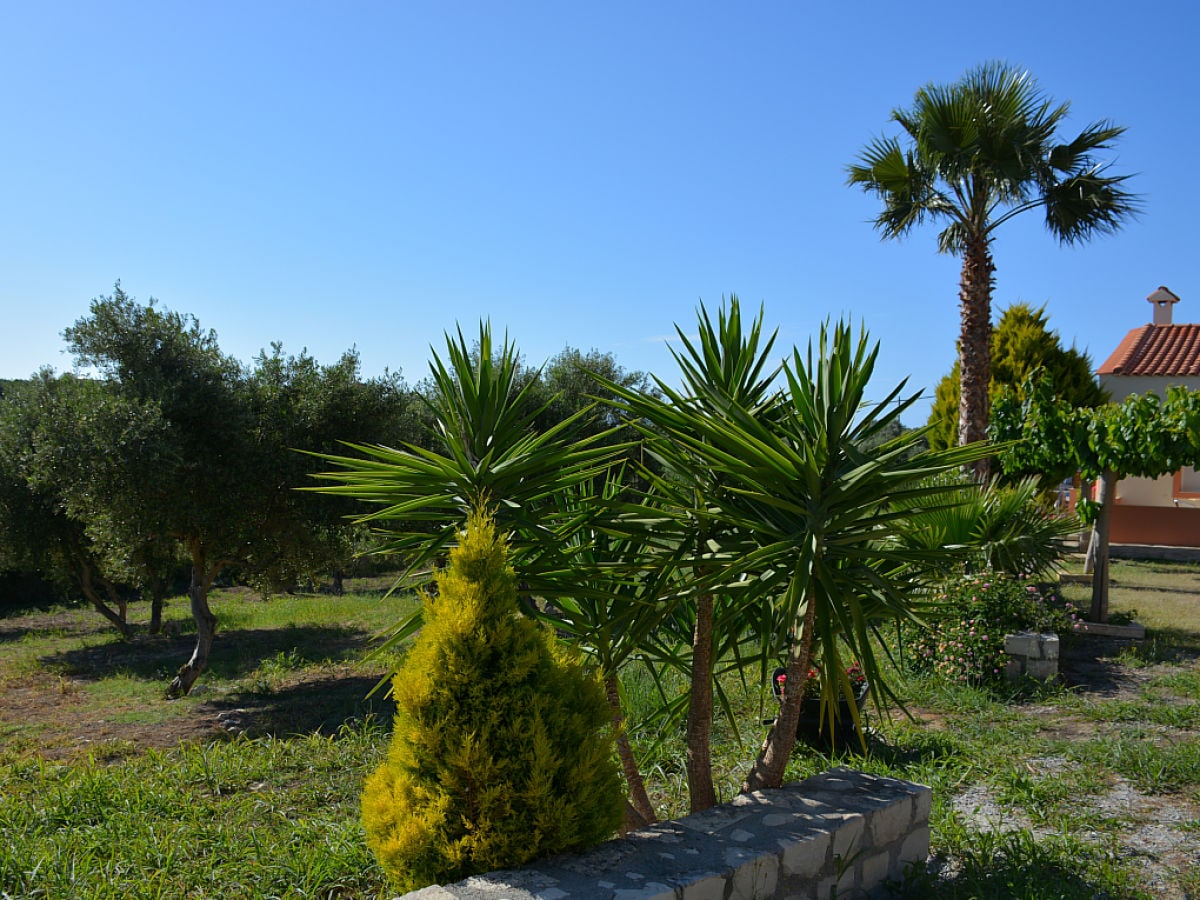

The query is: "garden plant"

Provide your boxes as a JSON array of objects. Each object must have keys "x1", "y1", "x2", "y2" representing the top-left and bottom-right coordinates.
[
  {"x1": 360, "y1": 511, "x2": 623, "y2": 891},
  {"x1": 849, "y1": 62, "x2": 1137, "y2": 471}
]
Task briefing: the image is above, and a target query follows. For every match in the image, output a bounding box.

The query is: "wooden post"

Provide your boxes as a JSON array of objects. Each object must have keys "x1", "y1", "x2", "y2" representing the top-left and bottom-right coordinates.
[{"x1": 1089, "y1": 468, "x2": 1116, "y2": 623}]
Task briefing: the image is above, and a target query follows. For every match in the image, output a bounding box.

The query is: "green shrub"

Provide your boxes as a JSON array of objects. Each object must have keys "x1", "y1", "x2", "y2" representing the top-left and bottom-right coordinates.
[
  {"x1": 908, "y1": 575, "x2": 1078, "y2": 685},
  {"x1": 361, "y1": 512, "x2": 623, "y2": 892}
]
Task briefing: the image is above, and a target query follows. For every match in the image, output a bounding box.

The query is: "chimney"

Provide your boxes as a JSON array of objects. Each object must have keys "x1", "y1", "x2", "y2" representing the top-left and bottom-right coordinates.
[{"x1": 1148, "y1": 286, "x2": 1181, "y2": 325}]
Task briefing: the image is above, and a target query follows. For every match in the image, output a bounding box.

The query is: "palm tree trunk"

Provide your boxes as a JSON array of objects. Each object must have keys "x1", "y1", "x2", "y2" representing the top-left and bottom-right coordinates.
[
  {"x1": 605, "y1": 674, "x2": 656, "y2": 828},
  {"x1": 742, "y1": 591, "x2": 817, "y2": 793},
  {"x1": 685, "y1": 589, "x2": 717, "y2": 812},
  {"x1": 958, "y1": 235, "x2": 996, "y2": 480}
]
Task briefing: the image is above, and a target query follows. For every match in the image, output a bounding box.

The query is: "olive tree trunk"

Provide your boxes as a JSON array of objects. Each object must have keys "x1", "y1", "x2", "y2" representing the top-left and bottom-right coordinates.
[
  {"x1": 77, "y1": 562, "x2": 131, "y2": 639},
  {"x1": 167, "y1": 542, "x2": 220, "y2": 698},
  {"x1": 148, "y1": 590, "x2": 164, "y2": 635}
]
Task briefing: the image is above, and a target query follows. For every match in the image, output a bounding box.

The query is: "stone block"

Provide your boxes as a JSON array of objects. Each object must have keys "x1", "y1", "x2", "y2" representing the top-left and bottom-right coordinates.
[
  {"x1": 1039, "y1": 633, "x2": 1060, "y2": 660},
  {"x1": 1025, "y1": 658, "x2": 1058, "y2": 680},
  {"x1": 868, "y1": 794, "x2": 912, "y2": 845},
  {"x1": 829, "y1": 813, "x2": 865, "y2": 860},
  {"x1": 780, "y1": 830, "x2": 830, "y2": 878},
  {"x1": 1076, "y1": 620, "x2": 1146, "y2": 639},
  {"x1": 1004, "y1": 632, "x2": 1040, "y2": 657},
  {"x1": 729, "y1": 852, "x2": 778, "y2": 900},
  {"x1": 613, "y1": 888, "x2": 674, "y2": 900},
  {"x1": 911, "y1": 787, "x2": 932, "y2": 825},
  {"x1": 858, "y1": 849, "x2": 891, "y2": 890},
  {"x1": 897, "y1": 825, "x2": 931, "y2": 871},
  {"x1": 681, "y1": 875, "x2": 728, "y2": 900}
]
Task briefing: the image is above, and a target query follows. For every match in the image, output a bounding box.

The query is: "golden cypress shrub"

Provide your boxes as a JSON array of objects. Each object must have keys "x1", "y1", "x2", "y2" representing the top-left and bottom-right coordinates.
[{"x1": 361, "y1": 511, "x2": 623, "y2": 891}]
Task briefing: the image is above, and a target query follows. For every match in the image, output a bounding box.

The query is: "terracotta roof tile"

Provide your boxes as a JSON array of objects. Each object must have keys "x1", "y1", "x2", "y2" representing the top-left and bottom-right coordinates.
[{"x1": 1098, "y1": 324, "x2": 1200, "y2": 376}]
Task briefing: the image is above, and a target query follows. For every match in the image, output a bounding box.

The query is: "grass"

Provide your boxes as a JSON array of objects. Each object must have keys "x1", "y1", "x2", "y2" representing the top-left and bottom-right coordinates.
[
  {"x1": 1056, "y1": 557, "x2": 1200, "y2": 634},
  {"x1": 620, "y1": 558, "x2": 1200, "y2": 898},
  {"x1": 0, "y1": 725, "x2": 389, "y2": 899},
  {"x1": 1, "y1": 560, "x2": 1198, "y2": 898},
  {"x1": 0, "y1": 581, "x2": 413, "y2": 900}
]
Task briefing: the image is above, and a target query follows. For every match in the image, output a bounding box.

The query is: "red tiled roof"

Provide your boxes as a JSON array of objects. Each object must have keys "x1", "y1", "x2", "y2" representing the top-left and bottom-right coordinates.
[{"x1": 1098, "y1": 324, "x2": 1200, "y2": 377}]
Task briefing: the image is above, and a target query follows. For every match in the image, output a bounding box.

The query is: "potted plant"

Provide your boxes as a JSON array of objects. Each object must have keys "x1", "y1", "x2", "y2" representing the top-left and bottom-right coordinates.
[{"x1": 771, "y1": 663, "x2": 869, "y2": 749}]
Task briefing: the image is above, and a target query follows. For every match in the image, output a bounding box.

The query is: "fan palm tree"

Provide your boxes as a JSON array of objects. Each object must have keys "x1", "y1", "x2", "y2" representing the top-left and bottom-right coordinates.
[
  {"x1": 847, "y1": 62, "x2": 1137, "y2": 478},
  {"x1": 892, "y1": 474, "x2": 1077, "y2": 577}
]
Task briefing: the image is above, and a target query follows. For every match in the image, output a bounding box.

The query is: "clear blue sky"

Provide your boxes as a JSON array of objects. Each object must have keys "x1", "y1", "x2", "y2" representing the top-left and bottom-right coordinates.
[{"x1": 2, "y1": 1, "x2": 1195, "y2": 424}]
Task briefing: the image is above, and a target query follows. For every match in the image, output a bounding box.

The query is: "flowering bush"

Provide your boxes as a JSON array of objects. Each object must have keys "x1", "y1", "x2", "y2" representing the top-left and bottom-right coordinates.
[{"x1": 907, "y1": 575, "x2": 1079, "y2": 685}]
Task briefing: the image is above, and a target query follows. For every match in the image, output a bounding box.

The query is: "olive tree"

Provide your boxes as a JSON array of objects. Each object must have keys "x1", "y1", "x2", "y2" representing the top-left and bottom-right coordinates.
[{"x1": 64, "y1": 286, "x2": 410, "y2": 694}]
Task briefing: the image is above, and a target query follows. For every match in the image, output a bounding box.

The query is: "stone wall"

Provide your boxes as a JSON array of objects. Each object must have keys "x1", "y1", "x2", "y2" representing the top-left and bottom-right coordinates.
[{"x1": 404, "y1": 767, "x2": 930, "y2": 900}]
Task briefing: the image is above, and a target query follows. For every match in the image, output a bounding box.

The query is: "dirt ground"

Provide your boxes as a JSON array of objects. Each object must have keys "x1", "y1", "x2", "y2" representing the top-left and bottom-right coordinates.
[
  {"x1": 933, "y1": 636, "x2": 1200, "y2": 899},
  {"x1": 0, "y1": 609, "x2": 394, "y2": 757}
]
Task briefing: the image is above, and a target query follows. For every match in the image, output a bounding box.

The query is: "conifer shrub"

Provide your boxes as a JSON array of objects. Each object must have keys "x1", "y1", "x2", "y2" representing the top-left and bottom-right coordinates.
[{"x1": 361, "y1": 512, "x2": 623, "y2": 892}]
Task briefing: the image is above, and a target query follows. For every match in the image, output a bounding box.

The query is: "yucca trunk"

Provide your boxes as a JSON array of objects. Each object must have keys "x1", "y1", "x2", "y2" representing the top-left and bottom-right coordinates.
[
  {"x1": 958, "y1": 234, "x2": 995, "y2": 480},
  {"x1": 685, "y1": 589, "x2": 717, "y2": 812},
  {"x1": 605, "y1": 673, "x2": 656, "y2": 828},
  {"x1": 741, "y1": 590, "x2": 817, "y2": 793}
]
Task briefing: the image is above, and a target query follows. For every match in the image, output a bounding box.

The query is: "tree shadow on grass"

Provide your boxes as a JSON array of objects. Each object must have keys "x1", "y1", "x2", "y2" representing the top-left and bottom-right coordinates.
[
  {"x1": 42, "y1": 624, "x2": 373, "y2": 683},
  {"x1": 865, "y1": 729, "x2": 963, "y2": 771},
  {"x1": 205, "y1": 672, "x2": 395, "y2": 740},
  {"x1": 1058, "y1": 628, "x2": 1200, "y2": 696}
]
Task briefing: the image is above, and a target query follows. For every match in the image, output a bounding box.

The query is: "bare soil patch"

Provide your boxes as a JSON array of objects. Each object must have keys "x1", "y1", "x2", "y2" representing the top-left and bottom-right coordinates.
[
  {"x1": 943, "y1": 634, "x2": 1200, "y2": 898},
  {"x1": 0, "y1": 604, "x2": 395, "y2": 759}
]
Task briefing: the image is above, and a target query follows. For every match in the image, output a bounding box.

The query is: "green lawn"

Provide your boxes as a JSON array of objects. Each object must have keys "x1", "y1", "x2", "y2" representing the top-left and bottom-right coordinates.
[{"x1": 2, "y1": 561, "x2": 1198, "y2": 898}]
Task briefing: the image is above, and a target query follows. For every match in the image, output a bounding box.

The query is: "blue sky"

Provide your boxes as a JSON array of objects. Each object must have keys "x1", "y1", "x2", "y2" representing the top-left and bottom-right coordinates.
[{"x1": 2, "y1": 2, "x2": 1195, "y2": 423}]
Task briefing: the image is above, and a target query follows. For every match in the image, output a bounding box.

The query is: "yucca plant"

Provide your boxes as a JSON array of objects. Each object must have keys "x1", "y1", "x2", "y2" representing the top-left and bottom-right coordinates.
[
  {"x1": 310, "y1": 322, "x2": 623, "y2": 650},
  {"x1": 595, "y1": 297, "x2": 784, "y2": 812},
  {"x1": 603, "y1": 306, "x2": 991, "y2": 795},
  {"x1": 538, "y1": 469, "x2": 683, "y2": 826}
]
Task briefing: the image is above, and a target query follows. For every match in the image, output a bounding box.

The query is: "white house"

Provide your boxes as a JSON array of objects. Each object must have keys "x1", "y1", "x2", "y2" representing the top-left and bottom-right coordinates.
[{"x1": 1096, "y1": 286, "x2": 1200, "y2": 547}]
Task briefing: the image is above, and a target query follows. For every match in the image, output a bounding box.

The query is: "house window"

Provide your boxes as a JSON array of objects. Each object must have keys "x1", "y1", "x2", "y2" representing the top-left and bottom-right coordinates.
[{"x1": 1173, "y1": 467, "x2": 1200, "y2": 499}]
